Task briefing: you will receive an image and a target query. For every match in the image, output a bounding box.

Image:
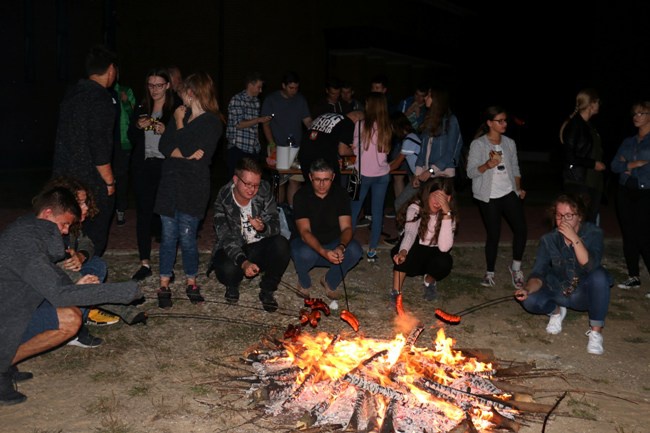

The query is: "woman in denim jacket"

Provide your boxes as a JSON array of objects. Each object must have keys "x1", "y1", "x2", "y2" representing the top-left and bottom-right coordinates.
[
  {"x1": 514, "y1": 194, "x2": 611, "y2": 355},
  {"x1": 610, "y1": 99, "x2": 650, "y2": 291}
]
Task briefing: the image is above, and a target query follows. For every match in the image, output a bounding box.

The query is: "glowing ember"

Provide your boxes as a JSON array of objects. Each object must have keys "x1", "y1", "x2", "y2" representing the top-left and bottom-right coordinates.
[{"x1": 243, "y1": 328, "x2": 520, "y2": 432}]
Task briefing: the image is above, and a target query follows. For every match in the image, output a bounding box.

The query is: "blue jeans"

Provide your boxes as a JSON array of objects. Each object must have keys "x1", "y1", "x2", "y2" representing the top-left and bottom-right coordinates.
[
  {"x1": 290, "y1": 237, "x2": 363, "y2": 290},
  {"x1": 520, "y1": 266, "x2": 611, "y2": 328},
  {"x1": 351, "y1": 173, "x2": 390, "y2": 250},
  {"x1": 81, "y1": 256, "x2": 107, "y2": 282},
  {"x1": 160, "y1": 212, "x2": 200, "y2": 278}
]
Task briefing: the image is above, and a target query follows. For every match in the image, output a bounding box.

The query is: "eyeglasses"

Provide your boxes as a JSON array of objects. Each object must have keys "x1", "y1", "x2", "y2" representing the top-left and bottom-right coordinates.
[
  {"x1": 555, "y1": 213, "x2": 576, "y2": 221},
  {"x1": 311, "y1": 177, "x2": 334, "y2": 185},
  {"x1": 147, "y1": 82, "x2": 168, "y2": 90},
  {"x1": 236, "y1": 175, "x2": 260, "y2": 189},
  {"x1": 632, "y1": 112, "x2": 650, "y2": 118},
  {"x1": 490, "y1": 118, "x2": 507, "y2": 125}
]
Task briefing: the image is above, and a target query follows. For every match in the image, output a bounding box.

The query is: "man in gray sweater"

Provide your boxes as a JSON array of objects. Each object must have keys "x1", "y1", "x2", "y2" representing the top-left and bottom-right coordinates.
[{"x1": 0, "y1": 187, "x2": 143, "y2": 405}]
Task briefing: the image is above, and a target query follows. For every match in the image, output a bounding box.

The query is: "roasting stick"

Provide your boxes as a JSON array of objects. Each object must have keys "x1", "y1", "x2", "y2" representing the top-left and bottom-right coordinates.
[
  {"x1": 338, "y1": 263, "x2": 360, "y2": 331},
  {"x1": 435, "y1": 295, "x2": 514, "y2": 324}
]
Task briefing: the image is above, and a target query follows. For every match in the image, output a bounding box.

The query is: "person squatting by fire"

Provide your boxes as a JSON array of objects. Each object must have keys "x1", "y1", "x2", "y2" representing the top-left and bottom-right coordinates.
[{"x1": 513, "y1": 193, "x2": 612, "y2": 355}]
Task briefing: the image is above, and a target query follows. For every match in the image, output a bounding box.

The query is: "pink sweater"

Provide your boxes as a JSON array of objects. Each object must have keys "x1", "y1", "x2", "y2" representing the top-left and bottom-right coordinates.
[
  {"x1": 354, "y1": 122, "x2": 390, "y2": 177},
  {"x1": 399, "y1": 203, "x2": 455, "y2": 252}
]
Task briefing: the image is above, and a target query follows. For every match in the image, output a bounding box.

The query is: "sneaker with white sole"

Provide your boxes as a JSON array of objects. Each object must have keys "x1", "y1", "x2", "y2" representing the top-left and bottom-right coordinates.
[
  {"x1": 586, "y1": 329, "x2": 604, "y2": 355},
  {"x1": 508, "y1": 266, "x2": 525, "y2": 289},
  {"x1": 617, "y1": 276, "x2": 640, "y2": 289},
  {"x1": 546, "y1": 306, "x2": 567, "y2": 335},
  {"x1": 67, "y1": 326, "x2": 103, "y2": 348},
  {"x1": 480, "y1": 272, "x2": 495, "y2": 287}
]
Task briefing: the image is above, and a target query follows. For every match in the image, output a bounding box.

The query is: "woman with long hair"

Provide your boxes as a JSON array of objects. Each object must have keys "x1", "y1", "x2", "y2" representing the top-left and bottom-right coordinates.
[
  {"x1": 128, "y1": 67, "x2": 180, "y2": 282},
  {"x1": 514, "y1": 193, "x2": 611, "y2": 355},
  {"x1": 154, "y1": 71, "x2": 223, "y2": 308},
  {"x1": 391, "y1": 177, "x2": 457, "y2": 302},
  {"x1": 610, "y1": 99, "x2": 650, "y2": 290},
  {"x1": 467, "y1": 105, "x2": 527, "y2": 289},
  {"x1": 559, "y1": 88, "x2": 606, "y2": 223},
  {"x1": 350, "y1": 92, "x2": 393, "y2": 261}
]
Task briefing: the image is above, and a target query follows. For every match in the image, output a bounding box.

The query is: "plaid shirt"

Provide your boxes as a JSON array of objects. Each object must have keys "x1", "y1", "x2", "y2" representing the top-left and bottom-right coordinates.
[{"x1": 226, "y1": 90, "x2": 261, "y2": 153}]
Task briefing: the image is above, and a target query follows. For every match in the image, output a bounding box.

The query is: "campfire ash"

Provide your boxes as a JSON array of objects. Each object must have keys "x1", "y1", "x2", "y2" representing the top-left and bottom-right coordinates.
[{"x1": 238, "y1": 327, "x2": 526, "y2": 432}]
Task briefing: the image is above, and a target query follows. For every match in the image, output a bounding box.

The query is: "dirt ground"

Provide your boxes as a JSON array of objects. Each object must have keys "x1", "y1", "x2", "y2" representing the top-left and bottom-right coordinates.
[{"x1": 1, "y1": 240, "x2": 650, "y2": 433}]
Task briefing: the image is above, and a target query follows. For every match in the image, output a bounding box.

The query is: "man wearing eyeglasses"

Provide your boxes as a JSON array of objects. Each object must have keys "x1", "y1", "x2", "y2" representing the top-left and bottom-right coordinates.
[
  {"x1": 210, "y1": 157, "x2": 290, "y2": 312},
  {"x1": 290, "y1": 159, "x2": 363, "y2": 300}
]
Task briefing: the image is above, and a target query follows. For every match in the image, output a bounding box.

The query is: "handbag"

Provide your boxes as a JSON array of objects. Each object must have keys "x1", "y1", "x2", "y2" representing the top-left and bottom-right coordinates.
[{"x1": 347, "y1": 122, "x2": 362, "y2": 201}]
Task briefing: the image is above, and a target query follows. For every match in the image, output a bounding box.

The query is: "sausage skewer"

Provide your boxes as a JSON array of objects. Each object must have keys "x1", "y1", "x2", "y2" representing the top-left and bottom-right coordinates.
[{"x1": 435, "y1": 295, "x2": 514, "y2": 325}]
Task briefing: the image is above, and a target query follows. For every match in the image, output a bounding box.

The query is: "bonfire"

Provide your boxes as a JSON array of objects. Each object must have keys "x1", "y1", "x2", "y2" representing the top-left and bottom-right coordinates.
[{"x1": 239, "y1": 324, "x2": 528, "y2": 432}]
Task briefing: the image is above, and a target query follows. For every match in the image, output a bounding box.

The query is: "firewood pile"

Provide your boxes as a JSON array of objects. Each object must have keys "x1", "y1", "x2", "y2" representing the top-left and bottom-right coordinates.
[{"x1": 234, "y1": 325, "x2": 562, "y2": 433}]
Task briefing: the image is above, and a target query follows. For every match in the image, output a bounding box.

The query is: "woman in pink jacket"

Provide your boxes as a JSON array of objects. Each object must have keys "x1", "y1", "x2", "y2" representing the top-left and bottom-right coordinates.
[
  {"x1": 351, "y1": 92, "x2": 396, "y2": 261},
  {"x1": 391, "y1": 177, "x2": 457, "y2": 301}
]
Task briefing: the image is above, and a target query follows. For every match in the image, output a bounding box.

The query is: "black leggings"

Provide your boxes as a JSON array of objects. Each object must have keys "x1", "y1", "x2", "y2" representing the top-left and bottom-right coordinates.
[
  {"x1": 477, "y1": 191, "x2": 527, "y2": 272},
  {"x1": 616, "y1": 186, "x2": 650, "y2": 277},
  {"x1": 392, "y1": 242, "x2": 453, "y2": 282}
]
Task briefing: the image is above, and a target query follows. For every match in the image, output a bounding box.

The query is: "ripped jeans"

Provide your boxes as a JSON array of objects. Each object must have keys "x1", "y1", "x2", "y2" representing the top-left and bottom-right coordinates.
[{"x1": 159, "y1": 211, "x2": 200, "y2": 279}]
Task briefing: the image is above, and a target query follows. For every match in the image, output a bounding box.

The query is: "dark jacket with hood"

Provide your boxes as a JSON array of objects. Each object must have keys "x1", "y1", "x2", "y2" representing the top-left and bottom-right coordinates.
[{"x1": 562, "y1": 115, "x2": 598, "y2": 184}]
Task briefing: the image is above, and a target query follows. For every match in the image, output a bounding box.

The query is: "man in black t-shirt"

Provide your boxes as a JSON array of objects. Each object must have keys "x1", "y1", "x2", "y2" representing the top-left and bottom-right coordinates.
[
  {"x1": 298, "y1": 111, "x2": 364, "y2": 181},
  {"x1": 291, "y1": 159, "x2": 363, "y2": 300}
]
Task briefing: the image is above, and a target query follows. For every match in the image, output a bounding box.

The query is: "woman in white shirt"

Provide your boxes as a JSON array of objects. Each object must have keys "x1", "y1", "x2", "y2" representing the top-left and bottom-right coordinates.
[{"x1": 466, "y1": 106, "x2": 527, "y2": 289}]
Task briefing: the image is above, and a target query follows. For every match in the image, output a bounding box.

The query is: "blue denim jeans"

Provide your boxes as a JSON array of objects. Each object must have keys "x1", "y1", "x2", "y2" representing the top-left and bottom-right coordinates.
[
  {"x1": 351, "y1": 173, "x2": 390, "y2": 250},
  {"x1": 520, "y1": 266, "x2": 611, "y2": 328},
  {"x1": 160, "y1": 212, "x2": 200, "y2": 278},
  {"x1": 290, "y1": 237, "x2": 363, "y2": 290}
]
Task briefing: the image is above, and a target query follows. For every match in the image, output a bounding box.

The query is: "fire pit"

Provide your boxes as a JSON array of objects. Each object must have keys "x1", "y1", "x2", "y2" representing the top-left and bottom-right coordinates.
[{"x1": 237, "y1": 324, "x2": 549, "y2": 432}]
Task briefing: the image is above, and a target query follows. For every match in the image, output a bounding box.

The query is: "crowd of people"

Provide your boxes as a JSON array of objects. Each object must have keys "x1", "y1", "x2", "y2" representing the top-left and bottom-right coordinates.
[{"x1": 2, "y1": 44, "x2": 649, "y2": 405}]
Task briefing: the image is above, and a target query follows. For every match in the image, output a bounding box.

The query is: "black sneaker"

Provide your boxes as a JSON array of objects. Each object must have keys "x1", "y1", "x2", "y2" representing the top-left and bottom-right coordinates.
[
  {"x1": 617, "y1": 276, "x2": 640, "y2": 289},
  {"x1": 67, "y1": 326, "x2": 103, "y2": 348},
  {"x1": 186, "y1": 284, "x2": 205, "y2": 304},
  {"x1": 131, "y1": 265, "x2": 152, "y2": 281},
  {"x1": 357, "y1": 217, "x2": 371, "y2": 228},
  {"x1": 225, "y1": 286, "x2": 239, "y2": 304},
  {"x1": 8, "y1": 366, "x2": 32, "y2": 382},
  {"x1": 259, "y1": 291, "x2": 279, "y2": 313},
  {"x1": 157, "y1": 287, "x2": 173, "y2": 309},
  {"x1": 0, "y1": 372, "x2": 27, "y2": 406},
  {"x1": 383, "y1": 236, "x2": 399, "y2": 246}
]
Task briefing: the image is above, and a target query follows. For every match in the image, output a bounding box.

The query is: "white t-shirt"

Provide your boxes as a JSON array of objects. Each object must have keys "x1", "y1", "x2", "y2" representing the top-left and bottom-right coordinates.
[
  {"x1": 489, "y1": 145, "x2": 512, "y2": 198},
  {"x1": 232, "y1": 186, "x2": 262, "y2": 244}
]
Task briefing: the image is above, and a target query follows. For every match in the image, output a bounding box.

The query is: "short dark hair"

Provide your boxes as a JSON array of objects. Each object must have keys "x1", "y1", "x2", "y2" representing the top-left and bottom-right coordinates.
[
  {"x1": 235, "y1": 157, "x2": 263, "y2": 177},
  {"x1": 325, "y1": 77, "x2": 341, "y2": 90},
  {"x1": 281, "y1": 71, "x2": 301, "y2": 85},
  {"x1": 32, "y1": 187, "x2": 81, "y2": 220},
  {"x1": 310, "y1": 158, "x2": 333, "y2": 174},
  {"x1": 85, "y1": 45, "x2": 117, "y2": 77},
  {"x1": 371, "y1": 74, "x2": 389, "y2": 88},
  {"x1": 245, "y1": 71, "x2": 263, "y2": 86}
]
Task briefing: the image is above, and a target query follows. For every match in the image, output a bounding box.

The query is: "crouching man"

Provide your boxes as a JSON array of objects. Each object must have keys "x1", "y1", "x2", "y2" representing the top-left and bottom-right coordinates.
[
  {"x1": 0, "y1": 187, "x2": 143, "y2": 405},
  {"x1": 211, "y1": 157, "x2": 290, "y2": 312},
  {"x1": 291, "y1": 159, "x2": 363, "y2": 300}
]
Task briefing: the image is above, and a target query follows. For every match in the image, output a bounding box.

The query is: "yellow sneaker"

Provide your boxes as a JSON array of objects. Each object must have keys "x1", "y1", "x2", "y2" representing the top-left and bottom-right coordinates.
[{"x1": 86, "y1": 308, "x2": 120, "y2": 326}]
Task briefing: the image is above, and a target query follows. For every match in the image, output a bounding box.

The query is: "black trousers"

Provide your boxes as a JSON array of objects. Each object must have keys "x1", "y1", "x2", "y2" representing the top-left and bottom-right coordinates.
[
  {"x1": 83, "y1": 184, "x2": 115, "y2": 257},
  {"x1": 616, "y1": 185, "x2": 650, "y2": 277},
  {"x1": 392, "y1": 242, "x2": 453, "y2": 282},
  {"x1": 132, "y1": 158, "x2": 163, "y2": 261},
  {"x1": 477, "y1": 191, "x2": 527, "y2": 272},
  {"x1": 214, "y1": 235, "x2": 290, "y2": 293}
]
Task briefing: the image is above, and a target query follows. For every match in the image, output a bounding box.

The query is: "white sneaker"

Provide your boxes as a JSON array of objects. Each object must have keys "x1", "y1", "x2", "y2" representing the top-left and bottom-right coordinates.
[
  {"x1": 508, "y1": 266, "x2": 525, "y2": 289},
  {"x1": 545, "y1": 306, "x2": 567, "y2": 334},
  {"x1": 480, "y1": 272, "x2": 495, "y2": 287},
  {"x1": 586, "y1": 330, "x2": 604, "y2": 355}
]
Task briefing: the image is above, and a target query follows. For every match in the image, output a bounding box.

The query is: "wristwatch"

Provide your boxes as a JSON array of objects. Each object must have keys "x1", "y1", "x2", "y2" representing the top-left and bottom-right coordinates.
[{"x1": 428, "y1": 167, "x2": 435, "y2": 174}]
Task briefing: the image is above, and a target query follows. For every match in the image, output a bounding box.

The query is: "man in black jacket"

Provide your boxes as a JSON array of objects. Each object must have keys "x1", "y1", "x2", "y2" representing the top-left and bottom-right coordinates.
[{"x1": 0, "y1": 187, "x2": 142, "y2": 405}]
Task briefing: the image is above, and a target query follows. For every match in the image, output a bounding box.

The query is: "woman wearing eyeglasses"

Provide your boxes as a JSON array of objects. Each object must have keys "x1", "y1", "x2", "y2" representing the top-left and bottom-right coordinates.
[
  {"x1": 559, "y1": 88, "x2": 606, "y2": 223},
  {"x1": 467, "y1": 105, "x2": 527, "y2": 289},
  {"x1": 154, "y1": 72, "x2": 223, "y2": 308},
  {"x1": 610, "y1": 99, "x2": 650, "y2": 291},
  {"x1": 128, "y1": 68, "x2": 182, "y2": 282},
  {"x1": 514, "y1": 194, "x2": 611, "y2": 355}
]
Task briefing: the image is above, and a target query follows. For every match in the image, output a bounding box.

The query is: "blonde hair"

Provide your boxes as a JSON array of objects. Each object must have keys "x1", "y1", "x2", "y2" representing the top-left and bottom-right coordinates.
[{"x1": 559, "y1": 88, "x2": 599, "y2": 143}]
